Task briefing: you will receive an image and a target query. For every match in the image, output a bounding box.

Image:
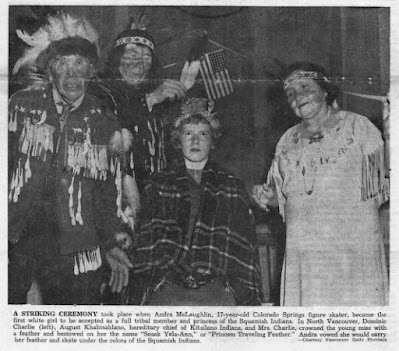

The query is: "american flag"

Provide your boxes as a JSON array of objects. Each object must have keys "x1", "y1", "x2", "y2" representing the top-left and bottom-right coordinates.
[{"x1": 199, "y1": 49, "x2": 234, "y2": 100}]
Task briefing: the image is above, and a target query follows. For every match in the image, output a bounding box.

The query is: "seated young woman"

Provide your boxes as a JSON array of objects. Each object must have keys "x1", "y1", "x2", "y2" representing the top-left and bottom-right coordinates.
[{"x1": 126, "y1": 97, "x2": 262, "y2": 306}]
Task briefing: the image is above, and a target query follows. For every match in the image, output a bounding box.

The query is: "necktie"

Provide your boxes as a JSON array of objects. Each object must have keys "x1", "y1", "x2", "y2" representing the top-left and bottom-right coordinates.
[
  {"x1": 58, "y1": 103, "x2": 73, "y2": 133},
  {"x1": 56, "y1": 103, "x2": 73, "y2": 159},
  {"x1": 46, "y1": 103, "x2": 73, "y2": 198}
]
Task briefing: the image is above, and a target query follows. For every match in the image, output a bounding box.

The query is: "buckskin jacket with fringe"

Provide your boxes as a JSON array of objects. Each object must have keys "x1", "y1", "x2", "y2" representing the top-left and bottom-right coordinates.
[
  {"x1": 91, "y1": 79, "x2": 176, "y2": 191},
  {"x1": 8, "y1": 85, "x2": 121, "y2": 273},
  {"x1": 132, "y1": 160, "x2": 262, "y2": 305}
]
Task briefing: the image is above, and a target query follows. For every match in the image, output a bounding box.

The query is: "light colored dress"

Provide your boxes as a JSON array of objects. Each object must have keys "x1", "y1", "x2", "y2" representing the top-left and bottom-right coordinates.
[{"x1": 268, "y1": 110, "x2": 389, "y2": 306}]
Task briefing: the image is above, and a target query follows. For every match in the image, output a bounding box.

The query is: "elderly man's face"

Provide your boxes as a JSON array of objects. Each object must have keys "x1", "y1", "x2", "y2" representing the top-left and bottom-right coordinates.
[
  {"x1": 119, "y1": 44, "x2": 152, "y2": 86},
  {"x1": 50, "y1": 55, "x2": 94, "y2": 103}
]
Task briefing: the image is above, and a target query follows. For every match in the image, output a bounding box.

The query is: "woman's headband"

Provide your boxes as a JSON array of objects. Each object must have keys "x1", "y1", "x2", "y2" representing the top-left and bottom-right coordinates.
[
  {"x1": 114, "y1": 36, "x2": 154, "y2": 51},
  {"x1": 283, "y1": 70, "x2": 330, "y2": 90}
]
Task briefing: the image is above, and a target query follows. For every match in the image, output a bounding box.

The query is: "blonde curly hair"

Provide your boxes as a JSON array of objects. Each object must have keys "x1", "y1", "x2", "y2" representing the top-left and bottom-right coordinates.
[{"x1": 170, "y1": 97, "x2": 222, "y2": 149}]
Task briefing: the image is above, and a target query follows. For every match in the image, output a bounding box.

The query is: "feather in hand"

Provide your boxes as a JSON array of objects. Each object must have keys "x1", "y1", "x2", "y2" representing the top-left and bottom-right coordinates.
[
  {"x1": 180, "y1": 60, "x2": 200, "y2": 90},
  {"x1": 109, "y1": 130, "x2": 140, "y2": 228}
]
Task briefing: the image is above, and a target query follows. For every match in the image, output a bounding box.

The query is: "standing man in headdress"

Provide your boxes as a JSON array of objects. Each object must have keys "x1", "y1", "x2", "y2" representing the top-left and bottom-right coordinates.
[
  {"x1": 8, "y1": 13, "x2": 137, "y2": 304},
  {"x1": 100, "y1": 20, "x2": 187, "y2": 192}
]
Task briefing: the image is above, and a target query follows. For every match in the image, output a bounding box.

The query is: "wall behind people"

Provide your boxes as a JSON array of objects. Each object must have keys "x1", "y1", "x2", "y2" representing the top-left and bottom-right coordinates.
[{"x1": 8, "y1": 6, "x2": 389, "y2": 189}]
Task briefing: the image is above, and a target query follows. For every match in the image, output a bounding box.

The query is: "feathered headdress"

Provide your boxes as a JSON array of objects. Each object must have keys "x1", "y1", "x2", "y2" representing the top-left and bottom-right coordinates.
[
  {"x1": 113, "y1": 9, "x2": 154, "y2": 51},
  {"x1": 13, "y1": 12, "x2": 100, "y2": 76},
  {"x1": 129, "y1": 7, "x2": 150, "y2": 31},
  {"x1": 174, "y1": 97, "x2": 217, "y2": 128}
]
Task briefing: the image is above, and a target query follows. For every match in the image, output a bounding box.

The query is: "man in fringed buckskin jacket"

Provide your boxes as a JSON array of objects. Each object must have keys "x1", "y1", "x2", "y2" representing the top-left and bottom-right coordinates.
[{"x1": 8, "y1": 13, "x2": 137, "y2": 305}]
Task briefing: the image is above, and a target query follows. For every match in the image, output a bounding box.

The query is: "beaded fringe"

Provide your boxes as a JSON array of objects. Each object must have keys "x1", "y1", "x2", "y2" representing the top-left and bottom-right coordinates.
[
  {"x1": 9, "y1": 111, "x2": 119, "y2": 204},
  {"x1": 67, "y1": 143, "x2": 111, "y2": 180},
  {"x1": 145, "y1": 119, "x2": 166, "y2": 173},
  {"x1": 361, "y1": 146, "x2": 388, "y2": 205},
  {"x1": 18, "y1": 117, "x2": 55, "y2": 159},
  {"x1": 8, "y1": 158, "x2": 31, "y2": 203},
  {"x1": 114, "y1": 158, "x2": 125, "y2": 222},
  {"x1": 73, "y1": 246, "x2": 102, "y2": 275},
  {"x1": 68, "y1": 176, "x2": 84, "y2": 226}
]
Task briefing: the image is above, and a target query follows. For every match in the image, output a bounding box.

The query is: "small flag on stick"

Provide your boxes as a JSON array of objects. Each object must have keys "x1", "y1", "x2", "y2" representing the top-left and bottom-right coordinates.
[{"x1": 199, "y1": 49, "x2": 234, "y2": 100}]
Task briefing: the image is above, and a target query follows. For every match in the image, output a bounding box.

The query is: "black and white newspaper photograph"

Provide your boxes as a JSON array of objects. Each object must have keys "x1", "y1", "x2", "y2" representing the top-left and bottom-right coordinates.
[{"x1": 1, "y1": 0, "x2": 398, "y2": 350}]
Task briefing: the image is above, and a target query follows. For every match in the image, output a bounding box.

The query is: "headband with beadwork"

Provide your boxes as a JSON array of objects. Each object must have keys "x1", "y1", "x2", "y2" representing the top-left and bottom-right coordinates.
[
  {"x1": 283, "y1": 70, "x2": 330, "y2": 90},
  {"x1": 114, "y1": 36, "x2": 155, "y2": 51}
]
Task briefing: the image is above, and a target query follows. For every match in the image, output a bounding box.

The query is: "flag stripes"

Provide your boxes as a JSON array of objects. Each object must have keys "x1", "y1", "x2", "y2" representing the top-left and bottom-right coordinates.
[{"x1": 199, "y1": 49, "x2": 233, "y2": 100}]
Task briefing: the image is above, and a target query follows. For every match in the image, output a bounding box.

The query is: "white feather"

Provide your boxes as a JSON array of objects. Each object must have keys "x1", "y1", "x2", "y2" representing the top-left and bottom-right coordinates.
[
  {"x1": 182, "y1": 60, "x2": 200, "y2": 90},
  {"x1": 109, "y1": 130, "x2": 124, "y2": 154},
  {"x1": 122, "y1": 177, "x2": 141, "y2": 220},
  {"x1": 79, "y1": 20, "x2": 99, "y2": 43},
  {"x1": 13, "y1": 28, "x2": 50, "y2": 74},
  {"x1": 180, "y1": 61, "x2": 189, "y2": 86},
  {"x1": 121, "y1": 128, "x2": 134, "y2": 152},
  {"x1": 207, "y1": 100, "x2": 215, "y2": 114},
  {"x1": 12, "y1": 47, "x2": 46, "y2": 75},
  {"x1": 63, "y1": 13, "x2": 79, "y2": 37},
  {"x1": 12, "y1": 59, "x2": 23, "y2": 76},
  {"x1": 46, "y1": 15, "x2": 65, "y2": 42},
  {"x1": 110, "y1": 130, "x2": 140, "y2": 224},
  {"x1": 13, "y1": 12, "x2": 100, "y2": 76},
  {"x1": 130, "y1": 10, "x2": 149, "y2": 31}
]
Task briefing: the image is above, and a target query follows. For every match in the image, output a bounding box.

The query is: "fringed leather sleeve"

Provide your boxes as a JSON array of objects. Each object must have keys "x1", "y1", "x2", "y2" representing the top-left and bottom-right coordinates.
[{"x1": 358, "y1": 115, "x2": 389, "y2": 206}]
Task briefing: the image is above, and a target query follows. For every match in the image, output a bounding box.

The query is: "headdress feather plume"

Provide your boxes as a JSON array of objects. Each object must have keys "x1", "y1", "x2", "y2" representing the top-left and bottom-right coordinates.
[
  {"x1": 174, "y1": 97, "x2": 216, "y2": 128},
  {"x1": 129, "y1": 8, "x2": 150, "y2": 30},
  {"x1": 13, "y1": 28, "x2": 50, "y2": 75},
  {"x1": 13, "y1": 12, "x2": 99, "y2": 76}
]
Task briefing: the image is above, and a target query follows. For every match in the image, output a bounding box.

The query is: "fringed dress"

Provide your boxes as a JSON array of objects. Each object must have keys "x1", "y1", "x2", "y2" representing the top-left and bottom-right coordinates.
[{"x1": 267, "y1": 110, "x2": 389, "y2": 306}]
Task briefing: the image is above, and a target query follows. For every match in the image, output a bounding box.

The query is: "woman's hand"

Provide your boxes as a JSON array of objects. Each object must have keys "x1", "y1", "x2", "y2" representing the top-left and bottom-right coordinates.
[{"x1": 251, "y1": 184, "x2": 277, "y2": 210}]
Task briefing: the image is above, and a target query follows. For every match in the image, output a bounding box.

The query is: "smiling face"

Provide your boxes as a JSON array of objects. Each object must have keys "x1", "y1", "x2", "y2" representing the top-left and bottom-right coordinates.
[
  {"x1": 285, "y1": 75, "x2": 328, "y2": 120},
  {"x1": 119, "y1": 44, "x2": 152, "y2": 86},
  {"x1": 179, "y1": 122, "x2": 214, "y2": 164},
  {"x1": 49, "y1": 55, "x2": 94, "y2": 104}
]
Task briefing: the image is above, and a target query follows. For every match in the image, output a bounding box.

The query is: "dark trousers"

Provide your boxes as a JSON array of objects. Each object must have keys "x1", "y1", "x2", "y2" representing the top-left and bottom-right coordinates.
[
  {"x1": 37, "y1": 255, "x2": 104, "y2": 305},
  {"x1": 8, "y1": 199, "x2": 104, "y2": 305},
  {"x1": 8, "y1": 245, "x2": 36, "y2": 304},
  {"x1": 9, "y1": 242, "x2": 104, "y2": 305}
]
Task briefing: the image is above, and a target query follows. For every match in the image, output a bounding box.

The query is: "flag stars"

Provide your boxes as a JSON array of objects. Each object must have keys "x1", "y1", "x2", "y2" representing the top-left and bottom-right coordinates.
[{"x1": 200, "y1": 49, "x2": 233, "y2": 100}]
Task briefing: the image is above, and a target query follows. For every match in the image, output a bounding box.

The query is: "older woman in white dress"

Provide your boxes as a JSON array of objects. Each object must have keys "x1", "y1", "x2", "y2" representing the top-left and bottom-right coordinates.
[{"x1": 252, "y1": 62, "x2": 389, "y2": 306}]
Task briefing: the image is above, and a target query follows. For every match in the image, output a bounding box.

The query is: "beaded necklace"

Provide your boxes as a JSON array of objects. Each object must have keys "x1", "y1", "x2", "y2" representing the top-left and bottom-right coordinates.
[{"x1": 300, "y1": 108, "x2": 330, "y2": 195}]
